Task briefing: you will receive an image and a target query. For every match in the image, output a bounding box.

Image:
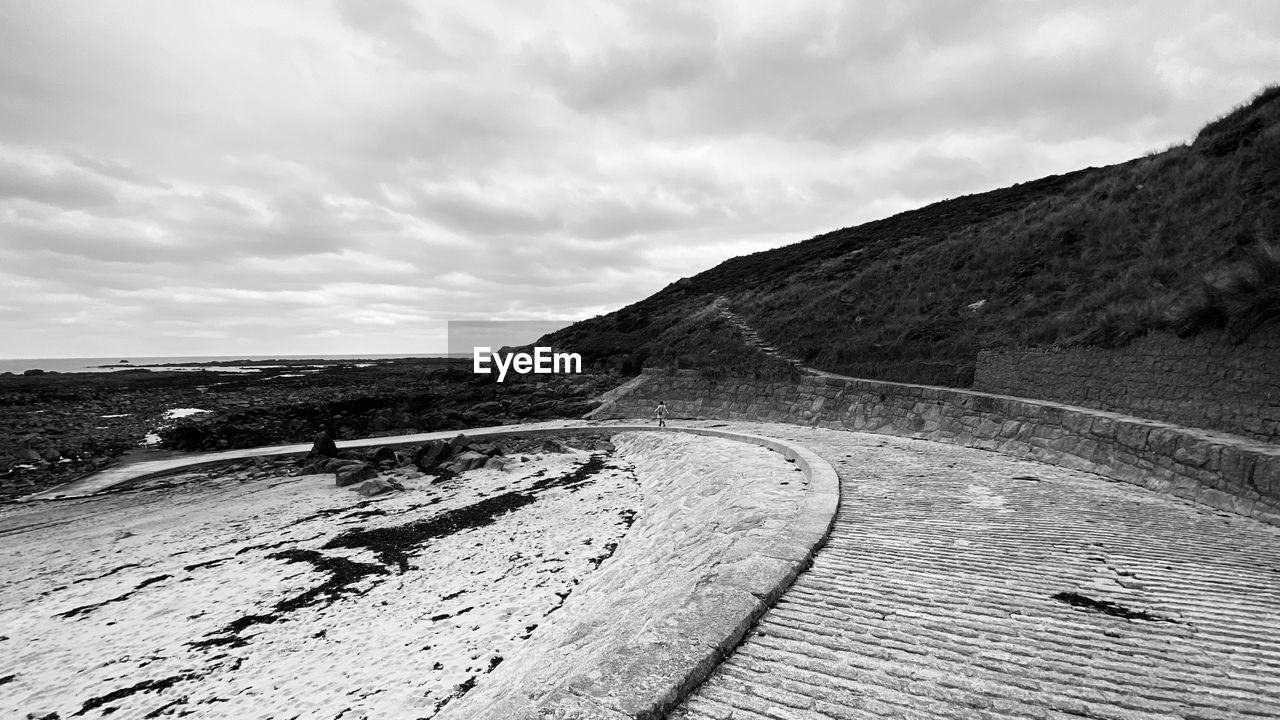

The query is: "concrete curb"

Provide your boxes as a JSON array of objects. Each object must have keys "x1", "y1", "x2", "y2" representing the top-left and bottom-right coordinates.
[{"x1": 18, "y1": 421, "x2": 840, "y2": 720}]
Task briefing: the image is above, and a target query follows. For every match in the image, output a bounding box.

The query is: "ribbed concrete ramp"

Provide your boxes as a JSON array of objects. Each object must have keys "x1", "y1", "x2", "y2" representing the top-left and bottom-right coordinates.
[{"x1": 670, "y1": 424, "x2": 1280, "y2": 720}]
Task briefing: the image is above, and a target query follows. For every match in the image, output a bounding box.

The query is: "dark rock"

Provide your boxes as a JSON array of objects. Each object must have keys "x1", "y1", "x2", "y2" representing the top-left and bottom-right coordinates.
[
  {"x1": 165, "y1": 425, "x2": 207, "y2": 452},
  {"x1": 448, "y1": 433, "x2": 472, "y2": 455},
  {"x1": 310, "y1": 431, "x2": 338, "y2": 458},
  {"x1": 22, "y1": 368, "x2": 45, "y2": 376},
  {"x1": 540, "y1": 438, "x2": 572, "y2": 454},
  {"x1": 528, "y1": 400, "x2": 559, "y2": 415},
  {"x1": 468, "y1": 442, "x2": 503, "y2": 457},
  {"x1": 354, "y1": 477, "x2": 403, "y2": 497},
  {"x1": 453, "y1": 450, "x2": 488, "y2": 471},
  {"x1": 371, "y1": 447, "x2": 399, "y2": 465},
  {"x1": 335, "y1": 463, "x2": 378, "y2": 487},
  {"x1": 15, "y1": 448, "x2": 41, "y2": 462},
  {"x1": 468, "y1": 400, "x2": 504, "y2": 416},
  {"x1": 321, "y1": 458, "x2": 364, "y2": 473},
  {"x1": 337, "y1": 449, "x2": 364, "y2": 460},
  {"x1": 414, "y1": 440, "x2": 450, "y2": 471}
]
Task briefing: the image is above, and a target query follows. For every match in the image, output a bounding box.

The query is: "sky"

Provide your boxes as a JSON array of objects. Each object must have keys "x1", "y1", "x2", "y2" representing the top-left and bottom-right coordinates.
[{"x1": 1, "y1": 1, "x2": 1278, "y2": 358}]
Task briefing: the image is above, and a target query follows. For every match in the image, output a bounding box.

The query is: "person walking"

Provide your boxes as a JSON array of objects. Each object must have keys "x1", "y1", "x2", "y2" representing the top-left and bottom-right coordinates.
[{"x1": 654, "y1": 400, "x2": 668, "y2": 428}]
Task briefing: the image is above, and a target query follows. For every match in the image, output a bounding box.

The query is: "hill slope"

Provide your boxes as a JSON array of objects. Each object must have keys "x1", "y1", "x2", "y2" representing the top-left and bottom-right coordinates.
[{"x1": 544, "y1": 85, "x2": 1280, "y2": 386}]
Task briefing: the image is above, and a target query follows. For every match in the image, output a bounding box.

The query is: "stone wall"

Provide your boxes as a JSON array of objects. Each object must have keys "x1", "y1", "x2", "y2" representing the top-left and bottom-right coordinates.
[
  {"x1": 974, "y1": 328, "x2": 1280, "y2": 443},
  {"x1": 590, "y1": 369, "x2": 1280, "y2": 526}
]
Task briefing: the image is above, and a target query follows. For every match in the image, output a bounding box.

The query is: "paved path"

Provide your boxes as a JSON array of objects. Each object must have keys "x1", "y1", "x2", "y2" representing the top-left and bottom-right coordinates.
[{"x1": 668, "y1": 423, "x2": 1280, "y2": 719}]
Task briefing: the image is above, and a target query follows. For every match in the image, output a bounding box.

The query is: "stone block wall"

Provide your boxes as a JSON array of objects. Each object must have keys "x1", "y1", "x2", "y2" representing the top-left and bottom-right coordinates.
[
  {"x1": 591, "y1": 369, "x2": 1280, "y2": 526},
  {"x1": 974, "y1": 329, "x2": 1280, "y2": 443}
]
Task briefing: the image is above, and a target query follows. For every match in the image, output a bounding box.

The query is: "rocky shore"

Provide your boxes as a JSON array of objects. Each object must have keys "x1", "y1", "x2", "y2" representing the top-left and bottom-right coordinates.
[{"x1": 0, "y1": 359, "x2": 621, "y2": 501}]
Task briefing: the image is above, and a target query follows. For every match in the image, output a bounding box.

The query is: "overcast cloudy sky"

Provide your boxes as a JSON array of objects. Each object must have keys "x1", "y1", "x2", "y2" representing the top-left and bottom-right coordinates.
[{"x1": 1, "y1": 1, "x2": 1277, "y2": 358}]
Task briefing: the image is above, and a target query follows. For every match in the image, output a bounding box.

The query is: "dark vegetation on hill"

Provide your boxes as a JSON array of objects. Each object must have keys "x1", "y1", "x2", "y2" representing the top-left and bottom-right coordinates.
[{"x1": 544, "y1": 85, "x2": 1280, "y2": 386}]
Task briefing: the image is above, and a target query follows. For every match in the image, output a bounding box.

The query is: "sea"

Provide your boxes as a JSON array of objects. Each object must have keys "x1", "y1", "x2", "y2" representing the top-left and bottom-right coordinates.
[{"x1": 0, "y1": 354, "x2": 456, "y2": 375}]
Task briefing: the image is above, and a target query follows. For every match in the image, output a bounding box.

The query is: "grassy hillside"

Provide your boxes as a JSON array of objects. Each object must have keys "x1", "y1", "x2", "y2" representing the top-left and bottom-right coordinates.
[{"x1": 543, "y1": 85, "x2": 1280, "y2": 386}]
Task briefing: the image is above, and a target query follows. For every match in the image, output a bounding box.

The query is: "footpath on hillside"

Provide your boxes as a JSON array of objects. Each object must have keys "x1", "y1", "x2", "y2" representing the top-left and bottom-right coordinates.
[{"x1": 711, "y1": 297, "x2": 852, "y2": 380}]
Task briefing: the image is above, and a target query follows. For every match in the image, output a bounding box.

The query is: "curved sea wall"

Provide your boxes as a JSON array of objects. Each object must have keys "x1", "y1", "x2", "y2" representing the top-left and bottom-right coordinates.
[{"x1": 591, "y1": 370, "x2": 1280, "y2": 526}]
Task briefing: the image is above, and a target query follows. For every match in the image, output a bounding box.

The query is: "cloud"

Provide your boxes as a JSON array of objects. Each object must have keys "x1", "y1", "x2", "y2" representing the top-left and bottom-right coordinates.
[
  {"x1": 0, "y1": 149, "x2": 121, "y2": 210},
  {"x1": 1, "y1": 0, "x2": 1279, "y2": 356},
  {"x1": 525, "y1": 3, "x2": 719, "y2": 113},
  {"x1": 413, "y1": 182, "x2": 565, "y2": 237}
]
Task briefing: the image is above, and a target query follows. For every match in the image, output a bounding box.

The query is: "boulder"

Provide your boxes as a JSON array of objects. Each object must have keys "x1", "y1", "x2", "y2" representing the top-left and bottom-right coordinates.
[
  {"x1": 354, "y1": 477, "x2": 403, "y2": 497},
  {"x1": 442, "y1": 450, "x2": 488, "y2": 473},
  {"x1": 459, "y1": 450, "x2": 490, "y2": 471},
  {"x1": 484, "y1": 456, "x2": 510, "y2": 471},
  {"x1": 299, "y1": 457, "x2": 327, "y2": 474},
  {"x1": 309, "y1": 431, "x2": 338, "y2": 458},
  {"x1": 321, "y1": 457, "x2": 364, "y2": 473},
  {"x1": 468, "y1": 442, "x2": 502, "y2": 456},
  {"x1": 165, "y1": 426, "x2": 207, "y2": 452},
  {"x1": 336, "y1": 449, "x2": 364, "y2": 460},
  {"x1": 335, "y1": 463, "x2": 378, "y2": 487},
  {"x1": 447, "y1": 433, "x2": 472, "y2": 455},
  {"x1": 371, "y1": 446, "x2": 399, "y2": 465},
  {"x1": 414, "y1": 440, "x2": 450, "y2": 471},
  {"x1": 540, "y1": 438, "x2": 572, "y2": 454}
]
